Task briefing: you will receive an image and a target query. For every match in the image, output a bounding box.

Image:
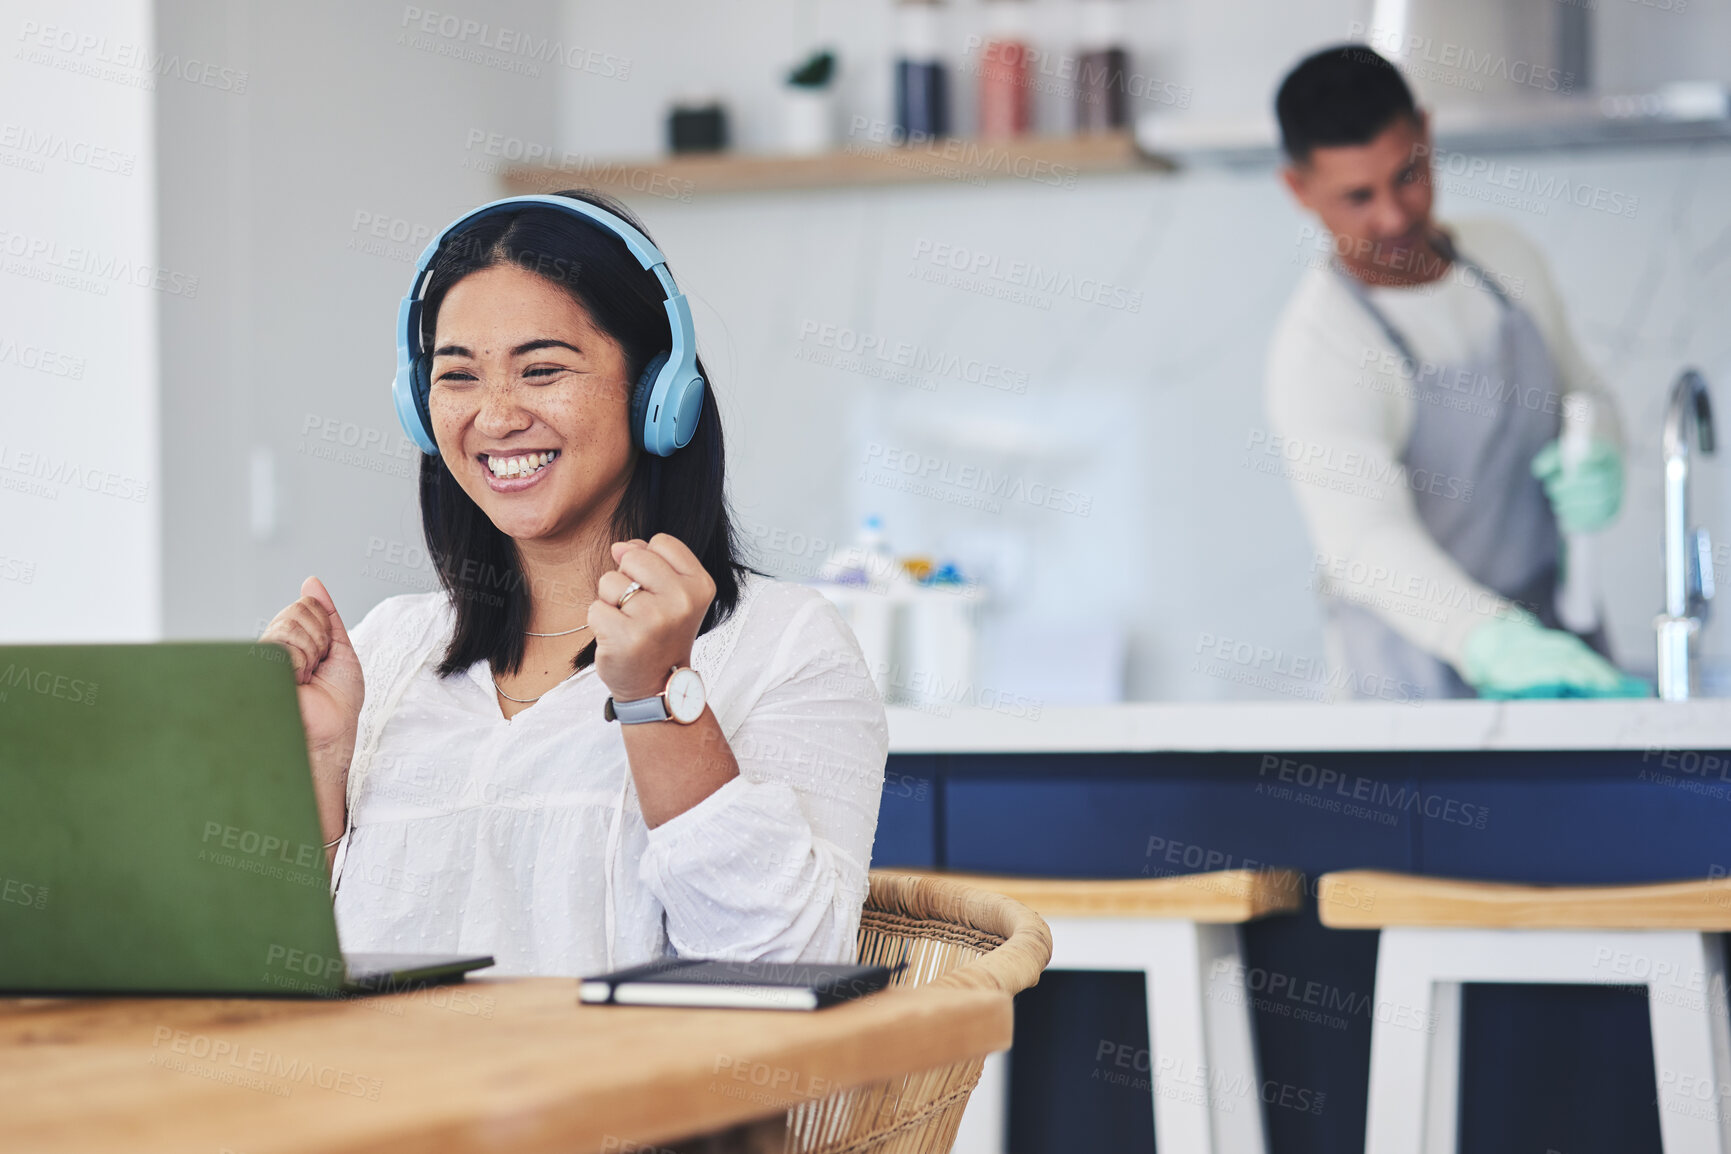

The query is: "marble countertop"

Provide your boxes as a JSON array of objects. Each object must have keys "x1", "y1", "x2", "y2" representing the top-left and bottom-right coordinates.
[{"x1": 885, "y1": 699, "x2": 1731, "y2": 753}]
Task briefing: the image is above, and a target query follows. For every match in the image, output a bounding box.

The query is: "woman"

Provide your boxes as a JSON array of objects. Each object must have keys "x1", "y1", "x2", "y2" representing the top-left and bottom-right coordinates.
[{"x1": 259, "y1": 189, "x2": 888, "y2": 976}]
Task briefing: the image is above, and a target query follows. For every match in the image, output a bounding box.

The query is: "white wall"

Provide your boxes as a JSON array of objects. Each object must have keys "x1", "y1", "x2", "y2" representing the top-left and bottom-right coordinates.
[
  {"x1": 155, "y1": 0, "x2": 561, "y2": 640},
  {"x1": 0, "y1": 0, "x2": 160, "y2": 641},
  {"x1": 556, "y1": 0, "x2": 1731, "y2": 701}
]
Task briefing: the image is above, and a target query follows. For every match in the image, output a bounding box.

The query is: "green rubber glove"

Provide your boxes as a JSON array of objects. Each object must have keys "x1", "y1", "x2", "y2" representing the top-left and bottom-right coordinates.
[
  {"x1": 1531, "y1": 438, "x2": 1623, "y2": 534},
  {"x1": 1461, "y1": 613, "x2": 1651, "y2": 699}
]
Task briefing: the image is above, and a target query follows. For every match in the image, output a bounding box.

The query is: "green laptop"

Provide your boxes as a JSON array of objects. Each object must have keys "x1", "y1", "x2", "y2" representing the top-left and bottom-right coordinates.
[{"x1": 0, "y1": 641, "x2": 492, "y2": 995}]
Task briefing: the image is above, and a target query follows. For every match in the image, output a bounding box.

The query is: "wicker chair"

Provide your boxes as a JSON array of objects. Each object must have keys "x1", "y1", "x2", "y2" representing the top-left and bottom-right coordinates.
[{"x1": 783, "y1": 871, "x2": 1053, "y2": 1154}]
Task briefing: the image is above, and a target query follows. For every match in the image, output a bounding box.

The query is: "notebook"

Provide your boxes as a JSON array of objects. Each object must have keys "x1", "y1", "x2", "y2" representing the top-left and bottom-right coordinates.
[{"x1": 578, "y1": 958, "x2": 896, "y2": 1011}]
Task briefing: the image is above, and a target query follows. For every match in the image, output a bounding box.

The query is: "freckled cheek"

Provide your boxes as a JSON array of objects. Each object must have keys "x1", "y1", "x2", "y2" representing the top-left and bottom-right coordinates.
[
  {"x1": 540, "y1": 392, "x2": 632, "y2": 455},
  {"x1": 428, "y1": 395, "x2": 477, "y2": 457}
]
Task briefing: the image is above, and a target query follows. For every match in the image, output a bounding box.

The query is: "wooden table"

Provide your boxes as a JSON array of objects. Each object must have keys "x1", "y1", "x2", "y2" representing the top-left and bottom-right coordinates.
[{"x1": 0, "y1": 976, "x2": 1010, "y2": 1154}]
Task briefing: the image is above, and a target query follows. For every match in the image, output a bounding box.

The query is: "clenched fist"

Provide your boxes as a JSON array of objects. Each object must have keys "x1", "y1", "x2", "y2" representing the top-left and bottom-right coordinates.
[
  {"x1": 589, "y1": 534, "x2": 716, "y2": 703},
  {"x1": 259, "y1": 576, "x2": 363, "y2": 843}
]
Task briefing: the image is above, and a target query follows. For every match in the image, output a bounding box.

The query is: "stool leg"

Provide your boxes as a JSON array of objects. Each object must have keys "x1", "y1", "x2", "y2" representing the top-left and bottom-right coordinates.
[
  {"x1": 950, "y1": 1049, "x2": 1008, "y2": 1154},
  {"x1": 1198, "y1": 922, "x2": 1272, "y2": 1154},
  {"x1": 1364, "y1": 929, "x2": 1460, "y2": 1154},
  {"x1": 1144, "y1": 921, "x2": 1219, "y2": 1153},
  {"x1": 1044, "y1": 918, "x2": 1217, "y2": 1151},
  {"x1": 1645, "y1": 931, "x2": 1731, "y2": 1153},
  {"x1": 1422, "y1": 978, "x2": 1461, "y2": 1154},
  {"x1": 1040, "y1": 917, "x2": 1272, "y2": 1153}
]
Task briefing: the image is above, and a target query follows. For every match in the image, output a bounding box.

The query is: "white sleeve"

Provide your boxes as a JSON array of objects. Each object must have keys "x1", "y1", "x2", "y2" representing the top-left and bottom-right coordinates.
[
  {"x1": 636, "y1": 591, "x2": 888, "y2": 963},
  {"x1": 1265, "y1": 286, "x2": 1514, "y2": 671}
]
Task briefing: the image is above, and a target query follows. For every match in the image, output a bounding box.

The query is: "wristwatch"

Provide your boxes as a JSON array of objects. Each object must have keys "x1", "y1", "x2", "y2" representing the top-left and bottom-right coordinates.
[{"x1": 604, "y1": 665, "x2": 706, "y2": 725}]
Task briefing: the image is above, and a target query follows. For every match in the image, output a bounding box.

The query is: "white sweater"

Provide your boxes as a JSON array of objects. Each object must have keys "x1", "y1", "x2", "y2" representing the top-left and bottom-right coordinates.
[
  {"x1": 1265, "y1": 217, "x2": 1619, "y2": 670},
  {"x1": 329, "y1": 575, "x2": 888, "y2": 977}
]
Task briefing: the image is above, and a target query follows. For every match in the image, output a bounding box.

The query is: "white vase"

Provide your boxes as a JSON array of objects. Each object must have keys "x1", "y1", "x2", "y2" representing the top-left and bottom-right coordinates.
[{"x1": 780, "y1": 86, "x2": 834, "y2": 155}]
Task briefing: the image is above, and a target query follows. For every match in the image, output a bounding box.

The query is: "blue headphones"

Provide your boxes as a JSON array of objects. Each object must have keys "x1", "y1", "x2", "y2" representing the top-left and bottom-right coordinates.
[{"x1": 392, "y1": 194, "x2": 705, "y2": 458}]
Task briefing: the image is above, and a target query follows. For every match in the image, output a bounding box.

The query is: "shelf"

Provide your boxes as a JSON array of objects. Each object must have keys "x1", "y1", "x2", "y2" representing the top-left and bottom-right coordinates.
[{"x1": 501, "y1": 131, "x2": 1167, "y2": 198}]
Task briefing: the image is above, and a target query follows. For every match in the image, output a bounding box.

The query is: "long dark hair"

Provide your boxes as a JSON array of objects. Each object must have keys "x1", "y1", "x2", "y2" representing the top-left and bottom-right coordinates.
[{"x1": 416, "y1": 189, "x2": 747, "y2": 678}]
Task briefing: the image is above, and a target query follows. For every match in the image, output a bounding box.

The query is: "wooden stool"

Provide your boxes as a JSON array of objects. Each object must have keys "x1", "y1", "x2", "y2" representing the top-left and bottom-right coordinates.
[
  {"x1": 1319, "y1": 870, "x2": 1731, "y2": 1153},
  {"x1": 923, "y1": 869, "x2": 1304, "y2": 1154}
]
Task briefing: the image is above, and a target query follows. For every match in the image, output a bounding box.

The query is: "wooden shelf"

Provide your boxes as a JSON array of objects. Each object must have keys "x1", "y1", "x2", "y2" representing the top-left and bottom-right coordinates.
[{"x1": 502, "y1": 131, "x2": 1167, "y2": 198}]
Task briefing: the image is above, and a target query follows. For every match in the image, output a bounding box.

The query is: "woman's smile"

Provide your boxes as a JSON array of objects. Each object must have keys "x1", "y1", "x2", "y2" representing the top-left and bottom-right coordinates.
[{"x1": 479, "y1": 448, "x2": 562, "y2": 493}]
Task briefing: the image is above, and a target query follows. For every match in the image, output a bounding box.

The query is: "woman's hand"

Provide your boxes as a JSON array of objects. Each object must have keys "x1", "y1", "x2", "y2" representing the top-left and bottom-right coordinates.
[
  {"x1": 259, "y1": 577, "x2": 364, "y2": 845},
  {"x1": 590, "y1": 535, "x2": 734, "y2": 828},
  {"x1": 589, "y1": 534, "x2": 716, "y2": 702}
]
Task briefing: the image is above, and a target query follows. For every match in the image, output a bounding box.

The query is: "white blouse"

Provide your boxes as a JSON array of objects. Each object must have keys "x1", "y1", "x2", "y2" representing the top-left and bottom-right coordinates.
[{"x1": 329, "y1": 574, "x2": 889, "y2": 978}]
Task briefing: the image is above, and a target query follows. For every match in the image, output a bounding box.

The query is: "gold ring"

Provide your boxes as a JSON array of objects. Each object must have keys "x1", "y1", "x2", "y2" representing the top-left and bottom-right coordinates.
[{"x1": 617, "y1": 581, "x2": 643, "y2": 609}]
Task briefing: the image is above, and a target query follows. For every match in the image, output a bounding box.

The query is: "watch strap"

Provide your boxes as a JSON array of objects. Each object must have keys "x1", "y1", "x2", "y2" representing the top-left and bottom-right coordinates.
[{"x1": 608, "y1": 692, "x2": 670, "y2": 724}]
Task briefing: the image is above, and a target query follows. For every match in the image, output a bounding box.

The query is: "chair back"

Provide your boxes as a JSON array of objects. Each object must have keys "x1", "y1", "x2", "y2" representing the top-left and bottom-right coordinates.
[{"x1": 784, "y1": 871, "x2": 1052, "y2": 1154}]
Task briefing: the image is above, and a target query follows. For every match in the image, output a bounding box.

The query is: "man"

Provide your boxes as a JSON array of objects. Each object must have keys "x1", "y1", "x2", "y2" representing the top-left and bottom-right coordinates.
[{"x1": 1266, "y1": 45, "x2": 1641, "y2": 700}]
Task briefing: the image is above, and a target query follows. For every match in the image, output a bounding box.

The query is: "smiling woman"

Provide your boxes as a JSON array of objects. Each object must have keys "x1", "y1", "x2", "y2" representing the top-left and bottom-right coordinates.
[{"x1": 257, "y1": 190, "x2": 889, "y2": 976}]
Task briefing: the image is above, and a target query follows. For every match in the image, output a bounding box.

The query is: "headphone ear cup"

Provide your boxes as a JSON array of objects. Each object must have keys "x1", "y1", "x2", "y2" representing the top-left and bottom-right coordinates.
[
  {"x1": 669, "y1": 373, "x2": 705, "y2": 450},
  {"x1": 632, "y1": 352, "x2": 669, "y2": 452}
]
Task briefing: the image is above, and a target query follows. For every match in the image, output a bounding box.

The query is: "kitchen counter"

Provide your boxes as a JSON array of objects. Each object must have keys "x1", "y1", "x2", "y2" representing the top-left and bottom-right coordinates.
[{"x1": 887, "y1": 698, "x2": 1731, "y2": 753}]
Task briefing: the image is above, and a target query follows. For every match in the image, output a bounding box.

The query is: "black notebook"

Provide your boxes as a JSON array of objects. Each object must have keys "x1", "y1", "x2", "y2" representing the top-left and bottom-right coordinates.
[{"x1": 578, "y1": 958, "x2": 897, "y2": 1011}]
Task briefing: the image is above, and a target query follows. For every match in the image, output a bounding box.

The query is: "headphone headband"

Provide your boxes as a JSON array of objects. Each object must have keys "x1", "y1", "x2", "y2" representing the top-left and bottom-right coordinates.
[
  {"x1": 414, "y1": 194, "x2": 671, "y2": 276},
  {"x1": 392, "y1": 194, "x2": 704, "y2": 459}
]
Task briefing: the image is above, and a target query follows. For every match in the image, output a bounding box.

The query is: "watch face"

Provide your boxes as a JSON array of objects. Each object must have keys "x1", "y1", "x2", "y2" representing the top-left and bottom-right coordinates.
[{"x1": 666, "y1": 668, "x2": 706, "y2": 724}]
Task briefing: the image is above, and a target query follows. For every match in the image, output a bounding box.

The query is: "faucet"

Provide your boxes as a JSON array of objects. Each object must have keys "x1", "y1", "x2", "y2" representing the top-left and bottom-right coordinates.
[{"x1": 1657, "y1": 368, "x2": 1716, "y2": 700}]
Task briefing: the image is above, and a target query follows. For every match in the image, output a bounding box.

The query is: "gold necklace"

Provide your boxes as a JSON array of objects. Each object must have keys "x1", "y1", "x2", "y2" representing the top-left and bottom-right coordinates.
[{"x1": 524, "y1": 623, "x2": 593, "y2": 638}]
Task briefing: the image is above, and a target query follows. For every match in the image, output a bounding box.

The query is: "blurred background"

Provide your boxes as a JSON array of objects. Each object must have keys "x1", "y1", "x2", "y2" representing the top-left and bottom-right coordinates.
[{"x1": 4, "y1": 0, "x2": 1729, "y2": 706}]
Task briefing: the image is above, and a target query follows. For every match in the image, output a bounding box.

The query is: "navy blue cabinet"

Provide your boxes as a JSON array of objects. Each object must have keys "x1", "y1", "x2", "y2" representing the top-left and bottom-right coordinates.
[{"x1": 869, "y1": 749, "x2": 1731, "y2": 1154}]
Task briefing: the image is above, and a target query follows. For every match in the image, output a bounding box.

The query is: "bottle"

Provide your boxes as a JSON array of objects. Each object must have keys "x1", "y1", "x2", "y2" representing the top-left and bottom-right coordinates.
[
  {"x1": 894, "y1": 0, "x2": 950, "y2": 141},
  {"x1": 820, "y1": 515, "x2": 899, "y2": 589},
  {"x1": 857, "y1": 515, "x2": 900, "y2": 588},
  {"x1": 1076, "y1": 0, "x2": 1130, "y2": 133},
  {"x1": 1554, "y1": 394, "x2": 1601, "y2": 635},
  {"x1": 817, "y1": 516, "x2": 902, "y2": 699},
  {"x1": 978, "y1": 0, "x2": 1032, "y2": 141}
]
